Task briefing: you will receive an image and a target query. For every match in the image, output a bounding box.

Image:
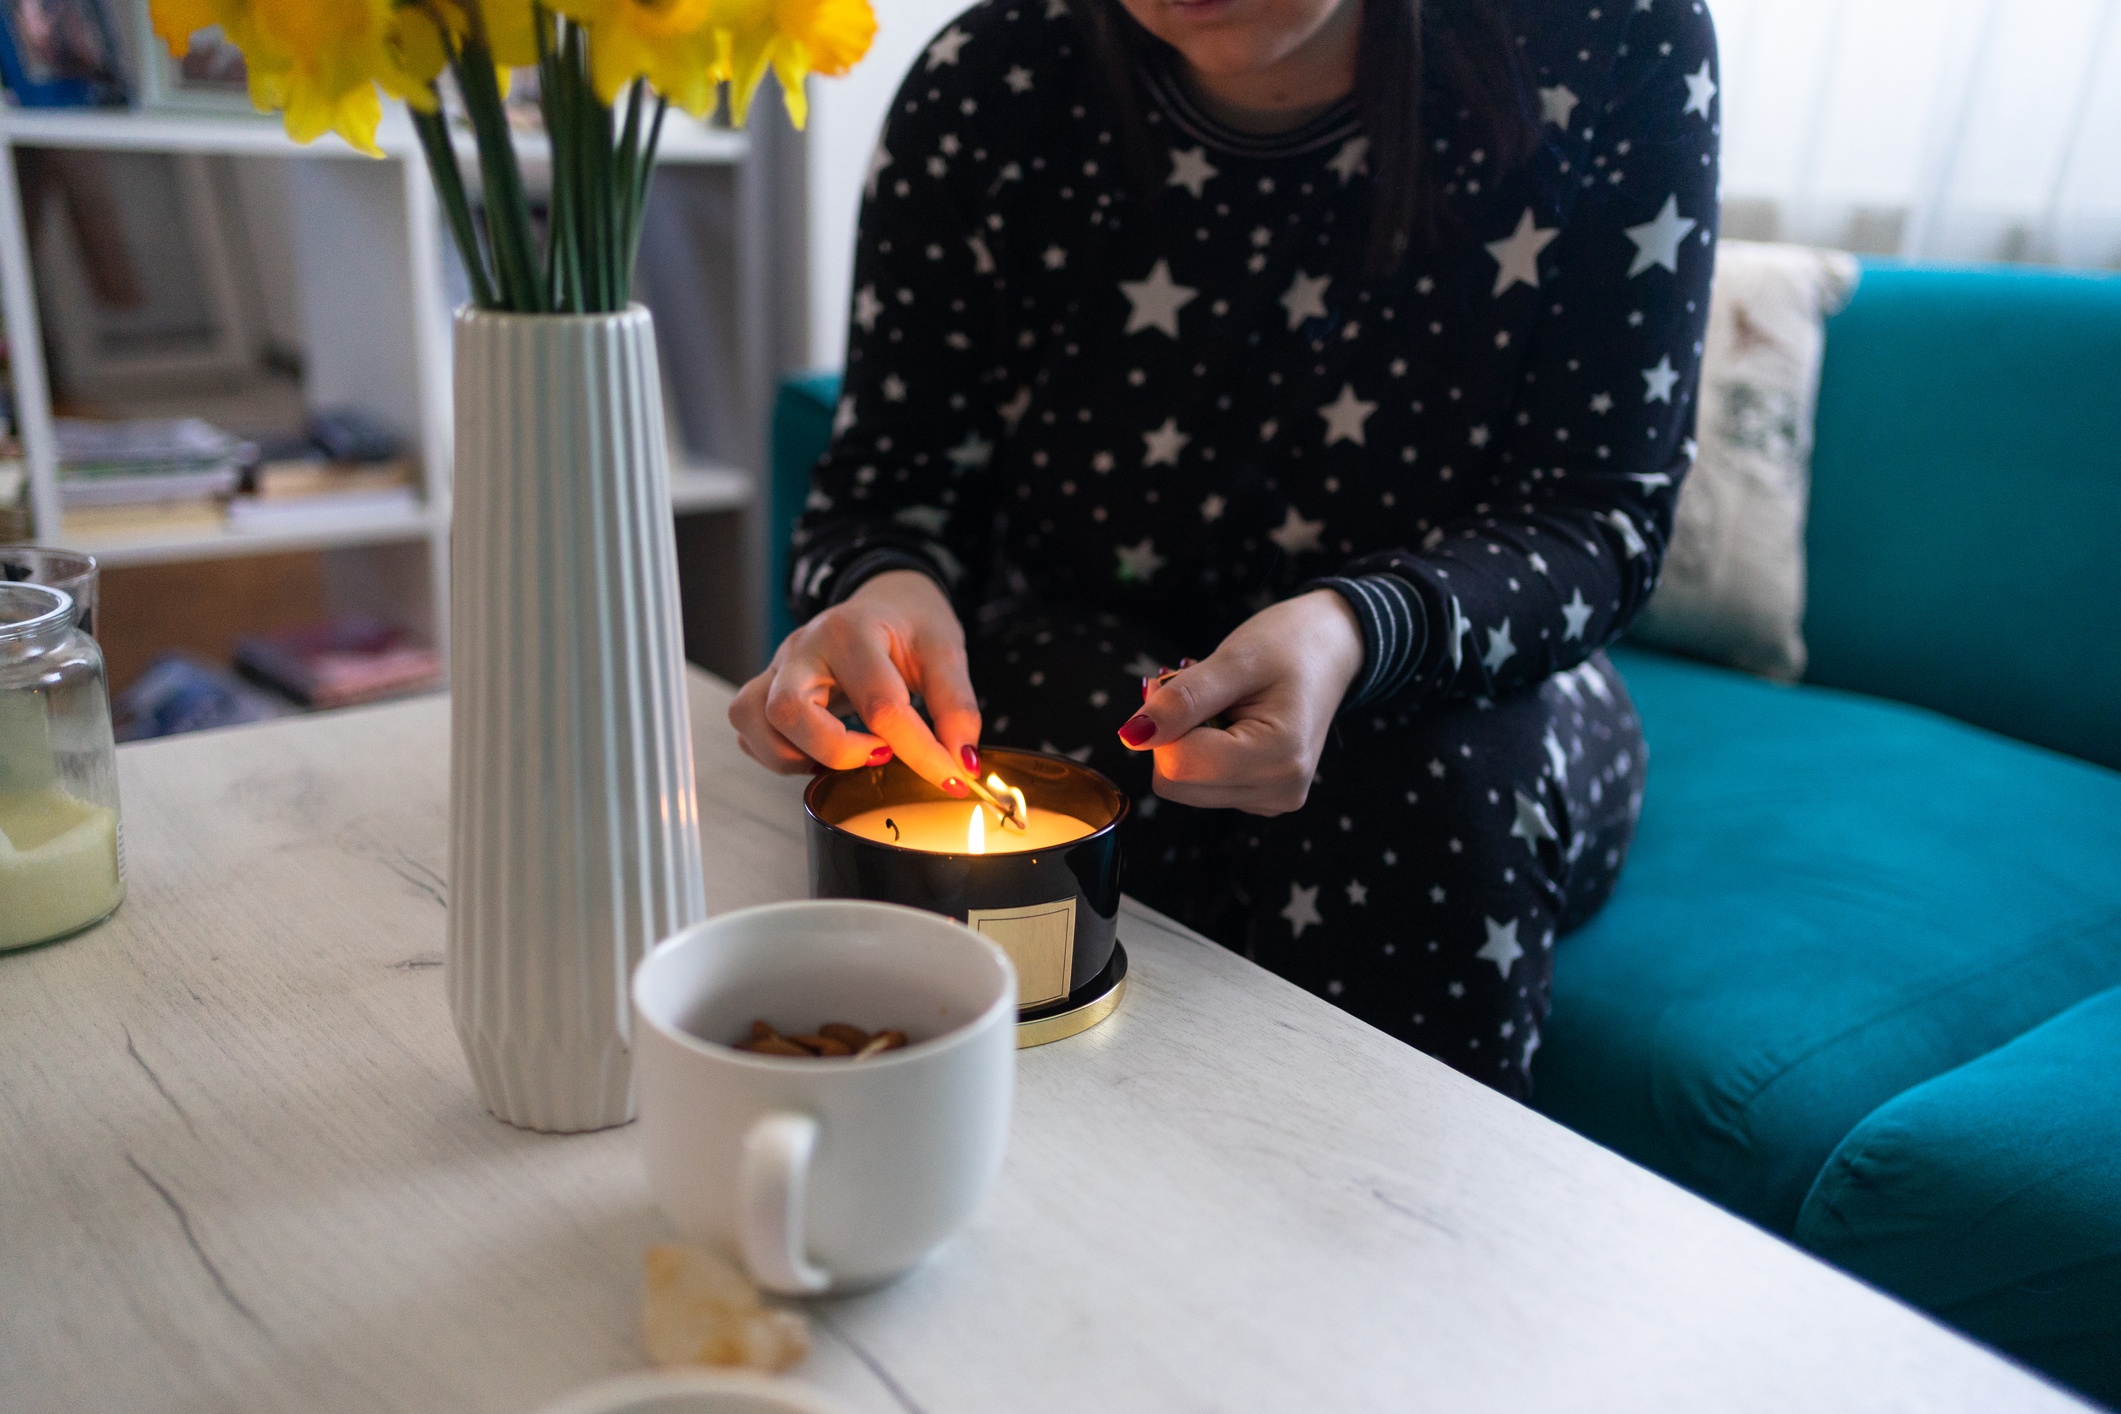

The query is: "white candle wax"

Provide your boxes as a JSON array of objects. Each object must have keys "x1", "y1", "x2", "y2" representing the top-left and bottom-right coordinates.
[
  {"x1": 837, "y1": 801, "x2": 1097, "y2": 855},
  {"x1": 1, "y1": 787, "x2": 123, "y2": 949}
]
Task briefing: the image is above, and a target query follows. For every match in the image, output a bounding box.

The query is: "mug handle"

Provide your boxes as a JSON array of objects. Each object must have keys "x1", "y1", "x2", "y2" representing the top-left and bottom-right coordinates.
[{"x1": 738, "y1": 1112, "x2": 832, "y2": 1295}]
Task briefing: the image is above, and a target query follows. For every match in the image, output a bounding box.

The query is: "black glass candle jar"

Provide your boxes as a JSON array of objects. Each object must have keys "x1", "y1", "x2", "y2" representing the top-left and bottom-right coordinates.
[{"x1": 805, "y1": 748, "x2": 1128, "y2": 1045}]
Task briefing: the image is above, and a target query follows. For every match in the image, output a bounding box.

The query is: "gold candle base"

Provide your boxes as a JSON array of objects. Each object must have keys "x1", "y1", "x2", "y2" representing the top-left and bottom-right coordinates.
[{"x1": 1016, "y1": 941, "x2": 1128, "y2": 1048}]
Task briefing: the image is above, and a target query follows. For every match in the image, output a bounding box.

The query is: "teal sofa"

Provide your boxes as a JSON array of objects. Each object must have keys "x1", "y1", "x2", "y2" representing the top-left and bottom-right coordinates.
[
  {"x1": 768, "y1": 264, "x2": 2121, "y2": 1406},
  {"x1": 1538, "y1": 264, "x2": 2121, "y2": 1407}
]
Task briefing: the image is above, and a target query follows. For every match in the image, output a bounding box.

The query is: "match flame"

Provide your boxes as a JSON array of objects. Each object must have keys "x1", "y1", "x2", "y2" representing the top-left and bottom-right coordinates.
[
  {"x1": 966, "y1": 803, "x2": 986, "y2": 854},
  {"x1": 988, "y1": 773, "x2": 1030, "y2": 828}
]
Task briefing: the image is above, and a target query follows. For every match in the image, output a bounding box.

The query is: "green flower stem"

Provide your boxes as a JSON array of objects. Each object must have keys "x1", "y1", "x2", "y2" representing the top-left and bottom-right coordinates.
[
  {"x1": 560, "y1": 21, "x2": 617, "y2": 312},
  {"x1": 535, "y1": 7, "x2": 584, "y2": 312},
  {"x1": 453, "y1": 36, "x2": 544, "y2": 312},
  {"x1": 586, "y1": 47, "x2": 618, "y2": 309},
  {"x1": 615, "y1": 79, "x2": 643, "y2": 254},
  {"x1": 623, "y1": 95, "x2": 667, "y2": 294},
  {"x1": 417, "y1": 6, "x2": 675, "y2": 315},
  {"x1": 534, "y1": 6, "x2": 564, "y2": 309},
  {"x1": 410, "y1": 105, "x2": 497, "y2": 309}
]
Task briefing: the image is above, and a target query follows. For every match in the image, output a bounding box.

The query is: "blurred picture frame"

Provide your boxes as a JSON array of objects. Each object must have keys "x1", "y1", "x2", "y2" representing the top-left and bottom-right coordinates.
[
  {"x1": 0, "y1": 0, "x2": 127, "y2": 107},
  {"x1": 27, "y1": 147, "x2": 255, "y2": 395}
]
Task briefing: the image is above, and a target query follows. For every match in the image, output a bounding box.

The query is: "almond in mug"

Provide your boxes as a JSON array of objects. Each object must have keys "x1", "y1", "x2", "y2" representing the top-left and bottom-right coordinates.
[{"x1": 733, "y1": 1020, "x2": 908, "y2": 1060}]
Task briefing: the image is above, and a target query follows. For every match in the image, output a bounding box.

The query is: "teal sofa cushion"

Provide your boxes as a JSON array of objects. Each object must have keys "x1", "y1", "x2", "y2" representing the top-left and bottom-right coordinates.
[
  {"x1": 1806, "y1": 265, "x2": 2121, "y2": 771},
  {"x1": 1795, "y1": 984, "x2": 2121, "y2": 1408},
  {"x1": 767, "y1": 370, "x2": 842, "y2": 659},
  {"x1": 1532, "y1": 646, "x2": 2121, "y2": 1234}
]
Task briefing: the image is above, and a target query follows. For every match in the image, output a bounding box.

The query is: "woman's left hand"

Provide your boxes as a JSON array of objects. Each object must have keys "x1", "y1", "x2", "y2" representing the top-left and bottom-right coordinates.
[{"x1": 1117, "y1": 589, "x2": 1366, "y2": 816}]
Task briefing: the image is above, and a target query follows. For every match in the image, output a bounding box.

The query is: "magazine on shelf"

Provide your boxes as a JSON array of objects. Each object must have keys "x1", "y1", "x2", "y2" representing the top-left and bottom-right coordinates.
[
  {"x1": 54, "y1": 416, "x2": 252, "y2": 507},
  {"x1": 233, "y1": 617, "x2": 442, "y2": 710},
  {"x1": 54, "y1": 416, "x2": 251, "y2": 465},
  {"x1": 58, "y1": 465, "x2": 242, "y2": 507}
]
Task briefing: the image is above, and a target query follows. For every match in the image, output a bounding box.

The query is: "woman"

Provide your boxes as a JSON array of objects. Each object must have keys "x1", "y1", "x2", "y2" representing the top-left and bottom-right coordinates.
[{"x1": 732, "y1": 0, "x2": 1718, "y2": 1097}]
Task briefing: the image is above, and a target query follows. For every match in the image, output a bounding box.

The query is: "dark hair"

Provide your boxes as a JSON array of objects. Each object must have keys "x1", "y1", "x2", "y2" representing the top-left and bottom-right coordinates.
[{"x1": 1083, "y1": 0, "x2": 1535, "y2": 275}]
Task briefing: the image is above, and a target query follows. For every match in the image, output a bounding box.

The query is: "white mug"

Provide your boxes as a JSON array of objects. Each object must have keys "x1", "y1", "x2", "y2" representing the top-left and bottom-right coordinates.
[
  {"x1": 534, "y1": 1371, "x2": 857, "y2": 1414},
  {"x1": 633, "y1": 900, "x2": 1017, "y2": 1295}
]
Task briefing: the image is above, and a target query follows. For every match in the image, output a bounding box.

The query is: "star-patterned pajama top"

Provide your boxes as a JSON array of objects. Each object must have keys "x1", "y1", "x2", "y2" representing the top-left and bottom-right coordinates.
[
  {"x1": 791, "y1": 0, "x2": 1720, "y2": 1097},
  {"x1": 792, "y1": 0, "x2": 1720, "y2": 716}
]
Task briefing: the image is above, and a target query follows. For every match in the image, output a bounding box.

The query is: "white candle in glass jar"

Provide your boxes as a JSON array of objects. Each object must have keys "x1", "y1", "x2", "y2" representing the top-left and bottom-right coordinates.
[{"x1": 0, "y1": 787, "x2": 123, "y2": 949}]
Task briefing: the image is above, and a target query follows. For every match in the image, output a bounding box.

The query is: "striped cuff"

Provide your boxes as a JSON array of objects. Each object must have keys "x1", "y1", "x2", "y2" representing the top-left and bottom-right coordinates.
[
  {"x1": 1304, "y1": 574, "x2": 1428, "y2": 709},
  {"x1": 823, "y1": 547, "x2": 951, "y2": 610}
]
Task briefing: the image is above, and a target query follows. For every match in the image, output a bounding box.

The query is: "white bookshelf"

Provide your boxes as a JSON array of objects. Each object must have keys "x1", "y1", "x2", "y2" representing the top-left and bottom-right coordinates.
[
  {"x1": 0, "y1": 105, "x2": 760, "y2": 666},
  {"x1": 0, "y1": 105, "x2": 751, "y2": 164},
  {"x1": 74, "y1": 504, "x2": 445, "y2": 570}
]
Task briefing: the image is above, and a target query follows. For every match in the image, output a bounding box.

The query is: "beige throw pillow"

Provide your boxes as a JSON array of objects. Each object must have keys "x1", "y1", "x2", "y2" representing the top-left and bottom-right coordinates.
[{"x1": 1631, "y1": 240, "x2": 1860, "y2": 680}]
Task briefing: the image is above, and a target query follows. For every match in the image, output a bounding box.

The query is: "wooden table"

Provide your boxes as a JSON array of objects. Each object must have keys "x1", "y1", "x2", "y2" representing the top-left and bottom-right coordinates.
[{"x1": 0, "y1": 674, "x2": 2086, "y2": 1413}]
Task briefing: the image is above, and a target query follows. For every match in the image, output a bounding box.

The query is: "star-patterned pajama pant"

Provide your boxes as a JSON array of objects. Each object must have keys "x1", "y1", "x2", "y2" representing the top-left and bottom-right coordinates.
[{"x1": 971, "y1": 604, "x2": 1648, "y2": 1099}]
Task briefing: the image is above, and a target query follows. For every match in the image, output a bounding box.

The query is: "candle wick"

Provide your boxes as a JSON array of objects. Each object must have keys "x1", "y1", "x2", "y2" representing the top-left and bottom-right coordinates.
[{"x1": 884, "y1": 817, "x2": 900, "y2": 842}]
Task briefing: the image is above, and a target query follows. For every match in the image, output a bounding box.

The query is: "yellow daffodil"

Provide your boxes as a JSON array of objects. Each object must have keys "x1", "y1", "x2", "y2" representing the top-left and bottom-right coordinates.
[
  {"x1": 477, "y1": 0, "x2": 544, "y2": 69},
  {"x1": 644, "y1": 24, "x2": 732, "y2": 118},
  {"x1": 149, "y1": 0, "x2": 227, "y2": 58},
  {"x1": 388, "y1": 2, "x2": 532, "y2": 102},
  {"x1": 152, "y1": 0, "x2": 876, "y2": 313},
  {"x1": 381, "y1": 6, "x2": 448, "y2": 112},
  {"x1": 251, "y1": 0, "x2": 400, "y2": 155},
  {"x1": 716, "y1": 0, "x2": 875, "y2": 127},
  {"x1": 152, "y1": 0, "x2": 402, "y2": 154},
  {"x1": 551, "y1": 0, "x2": 716, "y2": 106},
  {"x1": 765, "y1": 0, "x2": 874, "y2": 77}
]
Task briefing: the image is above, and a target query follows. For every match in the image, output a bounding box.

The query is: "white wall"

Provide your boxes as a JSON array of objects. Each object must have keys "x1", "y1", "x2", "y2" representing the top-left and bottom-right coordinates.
[
  {"x1": 1709, "y1": 0, "x2": 2120, "y2": 264},
  {"x1": 806, "y1": 0, "x2": 974, "y2": 369}
]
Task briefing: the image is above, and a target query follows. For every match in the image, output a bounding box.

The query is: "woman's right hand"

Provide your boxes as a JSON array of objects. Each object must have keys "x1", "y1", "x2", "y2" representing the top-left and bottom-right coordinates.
[{"x1": 728, "y1": 569, "x2": 982, "y2": 795}]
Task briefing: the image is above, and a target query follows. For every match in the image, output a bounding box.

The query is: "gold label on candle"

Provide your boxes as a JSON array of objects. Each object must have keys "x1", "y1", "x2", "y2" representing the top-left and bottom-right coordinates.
[{"x1": 966, "y1": 898, "x2": 1076, "y2": 1009}]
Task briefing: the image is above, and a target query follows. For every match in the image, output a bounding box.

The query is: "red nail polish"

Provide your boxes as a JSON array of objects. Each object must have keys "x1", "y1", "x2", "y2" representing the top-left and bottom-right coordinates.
[
  {"x1": 1119, "y1": 715, "x2": 1157, "y2": 747},
  {"x1": 1178, "y1": 658, "x2": 1198, "y2": 669},
  {"x1": 868, "y1": 744, "x2": 893, "y2": 766},
  {"x1": 1141, "y1": 676, "x2": 1154, "y2": 702},
  {"x1": 942, "y1": 777, "x2": 970, "y2": 798},
  {"x1": 961, "y1": 744, "x2": 979, "y2": 772}
]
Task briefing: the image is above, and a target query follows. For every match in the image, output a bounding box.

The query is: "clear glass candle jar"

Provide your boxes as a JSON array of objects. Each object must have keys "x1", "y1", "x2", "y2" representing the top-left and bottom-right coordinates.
[
  {"x1": 0, "y1": 545, "x2": 99, "y2": 638},
  {"x1": 1, "y1": 583, "x2": 125, "y2": 950}
]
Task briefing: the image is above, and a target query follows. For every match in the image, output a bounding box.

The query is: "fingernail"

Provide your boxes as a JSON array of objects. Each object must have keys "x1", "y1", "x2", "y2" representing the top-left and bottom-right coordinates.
[
  {"x1": 1119, "y1": 715, "x2": 1157, "y2": 747},
  {"x1": 1178, "y1": 658, "x2": 1198, "y2": 668},
  {"x1": 1141, "y1": 676, "x2": 1154, "y2": 702},
  {"x1": 961, "y1": 744, "x2": 979, "y2": 772},
  {"x1": 942, "y1": 777, "x2": 970, "y2": 797},
  {"x1": 868, "y1": 745, "x2": 894, "y2": 766}
]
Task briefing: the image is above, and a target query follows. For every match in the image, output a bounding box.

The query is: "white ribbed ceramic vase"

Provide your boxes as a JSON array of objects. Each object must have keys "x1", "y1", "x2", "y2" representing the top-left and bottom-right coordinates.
[{"x1": 448, "y1": 305, "x2": 708, "y2": 1133}]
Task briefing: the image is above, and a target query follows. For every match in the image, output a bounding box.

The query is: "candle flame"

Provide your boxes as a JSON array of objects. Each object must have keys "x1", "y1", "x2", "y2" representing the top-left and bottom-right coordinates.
[{"x1": 967, "y1": 803, "x2": 986, "y2": 854}]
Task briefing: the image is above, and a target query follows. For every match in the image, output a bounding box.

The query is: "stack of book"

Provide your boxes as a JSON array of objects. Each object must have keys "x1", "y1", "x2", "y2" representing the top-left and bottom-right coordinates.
[
  {"x1": 226, "y1": 456, "x2": 419, "y2": 532},
  {"x1": 56, "y1": 418, "x2": 249, "y2": 538},
  {"x1": 233, "y1": 616, "x2": 442, "y2": 710}
]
